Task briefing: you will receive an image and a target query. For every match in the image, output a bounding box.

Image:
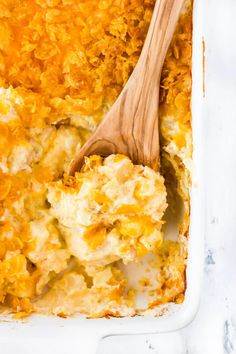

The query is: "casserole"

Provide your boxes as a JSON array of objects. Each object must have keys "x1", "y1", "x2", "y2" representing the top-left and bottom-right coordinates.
[{"x1": 0, "y1": 0, "x2": 204, "y2": 352}]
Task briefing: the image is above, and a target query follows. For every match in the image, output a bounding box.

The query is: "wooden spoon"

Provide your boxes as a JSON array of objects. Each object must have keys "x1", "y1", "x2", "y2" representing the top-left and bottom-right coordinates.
[{"x1": 70, "y1": 0, "x2": 185, "y2": 174}]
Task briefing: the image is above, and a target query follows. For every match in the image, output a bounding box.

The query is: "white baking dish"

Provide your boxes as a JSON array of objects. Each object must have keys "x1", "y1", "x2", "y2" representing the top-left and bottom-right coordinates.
[{"x1": 0, "y1": 1, "x2": 205, "y2": 353}]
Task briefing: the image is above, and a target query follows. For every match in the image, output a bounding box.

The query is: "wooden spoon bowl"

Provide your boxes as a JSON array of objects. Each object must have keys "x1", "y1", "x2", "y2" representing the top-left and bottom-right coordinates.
[{"x1": 70, "y1": 0, "x2": 185, "y2": 174}]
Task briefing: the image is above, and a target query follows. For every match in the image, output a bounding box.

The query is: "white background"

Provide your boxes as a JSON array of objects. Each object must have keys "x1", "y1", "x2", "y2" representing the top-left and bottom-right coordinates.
[{"x1": 98, "y1": 0, "x2": 236, "y2": 353}]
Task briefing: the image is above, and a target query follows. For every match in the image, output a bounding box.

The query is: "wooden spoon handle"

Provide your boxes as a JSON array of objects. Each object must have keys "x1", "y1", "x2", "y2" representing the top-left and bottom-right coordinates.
[
  {"x1": 124, "y1": 0, "x2": 184, "y2": 170},
  {"x1": 118, "y1": 0, "x2": 185, "y2": 170}
]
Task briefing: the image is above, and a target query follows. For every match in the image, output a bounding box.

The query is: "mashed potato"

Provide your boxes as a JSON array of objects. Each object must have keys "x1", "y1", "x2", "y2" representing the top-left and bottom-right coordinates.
[
  {"x1": 47, "y1": 155, "x2": 167, "y2": 267},
  {"x1": 34, "y1": 265, "x2": 135, "y2": 317}
]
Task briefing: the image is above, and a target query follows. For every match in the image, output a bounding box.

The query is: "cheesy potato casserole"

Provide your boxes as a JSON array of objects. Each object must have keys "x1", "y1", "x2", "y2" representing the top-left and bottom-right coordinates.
[{"x1": 0, "y1": 0, "x2": 192, "y2": 318}]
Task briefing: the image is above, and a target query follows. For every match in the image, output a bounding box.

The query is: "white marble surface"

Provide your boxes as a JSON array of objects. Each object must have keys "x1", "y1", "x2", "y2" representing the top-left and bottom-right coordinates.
[{"x1": 98, "y1": 1, "x2": 236, "y2": 353}]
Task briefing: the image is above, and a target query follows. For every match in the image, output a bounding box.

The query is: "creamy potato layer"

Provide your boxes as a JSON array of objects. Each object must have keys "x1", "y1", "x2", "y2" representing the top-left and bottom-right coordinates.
[
  {"x1": 48, "y1": 155, "x2": 167, "y2": 267},
  {"x1": 0, "y1": 0, "x2": 192, "y2": 318}
]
